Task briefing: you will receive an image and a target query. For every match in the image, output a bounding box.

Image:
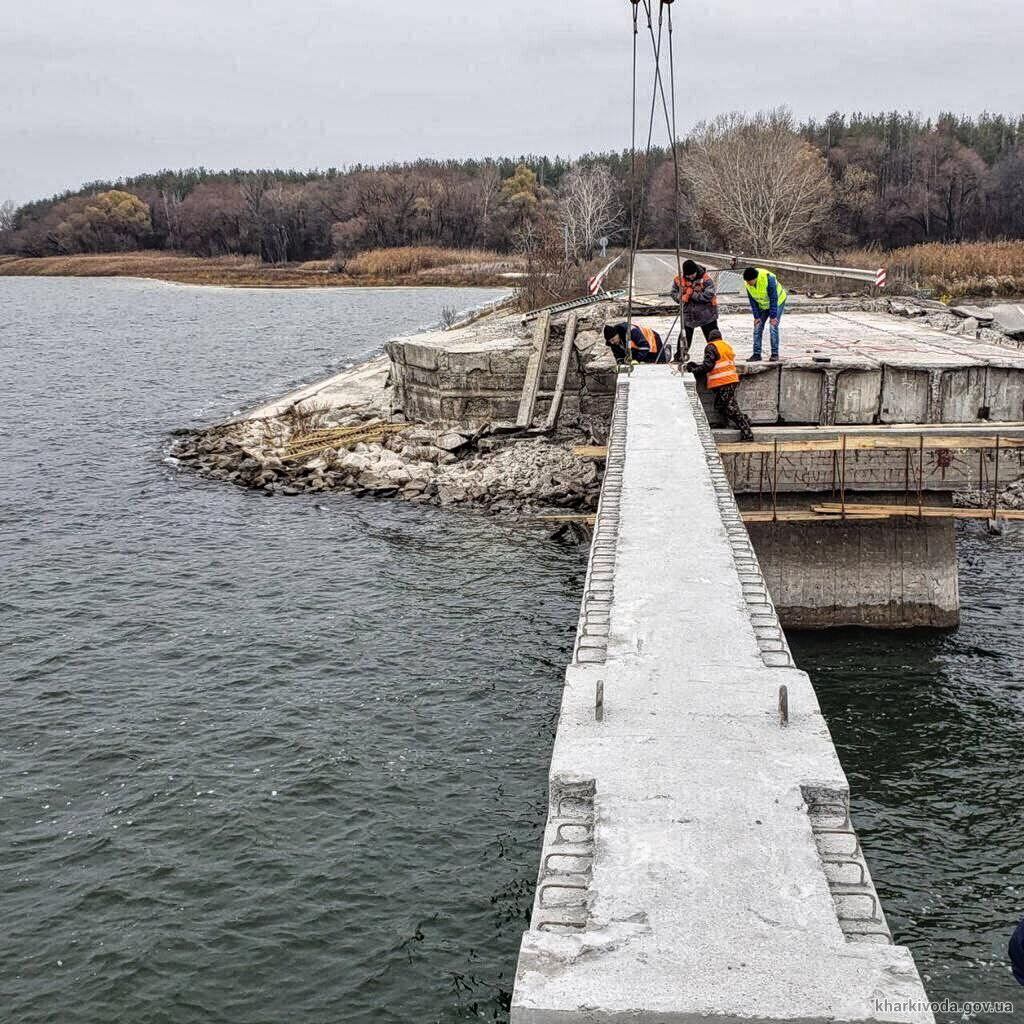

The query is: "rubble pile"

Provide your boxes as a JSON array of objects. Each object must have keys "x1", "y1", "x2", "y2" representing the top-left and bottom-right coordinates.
[{"x1": 168, "y1": 416, "x2": 602, "y2": 517}]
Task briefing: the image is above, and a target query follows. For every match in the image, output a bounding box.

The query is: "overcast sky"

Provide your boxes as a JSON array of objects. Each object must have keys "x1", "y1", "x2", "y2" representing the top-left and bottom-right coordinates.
[{"x1": 3, "y1": 0, "x2": 1023, "y2": 205}]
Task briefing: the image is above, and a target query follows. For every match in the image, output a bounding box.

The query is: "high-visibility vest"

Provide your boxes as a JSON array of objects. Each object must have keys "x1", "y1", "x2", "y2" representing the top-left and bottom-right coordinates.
[
  {"x1": 630, "y1": 325, "x2": 661, "y2": 355},
  {"x1": 707, "y1": 339, "x2": 739, "y2": 388},
  {"x1": 744, "y1": 268, "x2": 788, "y2": 310}
]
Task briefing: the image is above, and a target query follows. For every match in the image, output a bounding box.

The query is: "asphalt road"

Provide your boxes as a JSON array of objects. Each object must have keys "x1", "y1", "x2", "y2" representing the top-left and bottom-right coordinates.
[{"x1": 632, "y1": 251, "x2": 743, "y2": 298}]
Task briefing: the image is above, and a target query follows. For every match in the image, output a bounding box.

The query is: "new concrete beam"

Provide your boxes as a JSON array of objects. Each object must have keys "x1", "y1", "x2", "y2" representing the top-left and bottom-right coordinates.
[{"x1": 511, "y1": 369, "x2": 932, "y2": 1023}]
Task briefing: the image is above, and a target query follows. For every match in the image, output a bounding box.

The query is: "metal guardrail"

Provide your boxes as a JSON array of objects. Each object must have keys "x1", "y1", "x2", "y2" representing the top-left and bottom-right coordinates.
[
  {"x1": 646, "y1": 248, "x2": 885, "y2": 286},
  {"x1": 522, "y1": 290, "x2": 627, "y2": 323}
]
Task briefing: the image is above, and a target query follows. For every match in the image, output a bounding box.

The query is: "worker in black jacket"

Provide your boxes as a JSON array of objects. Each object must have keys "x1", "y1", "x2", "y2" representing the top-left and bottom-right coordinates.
[
  {"x1": 685, "y1": 328, "x2": 755, "y2": 441},
  {"x1": 603, "y1": 322, "x2": 669, "y2": 364}
]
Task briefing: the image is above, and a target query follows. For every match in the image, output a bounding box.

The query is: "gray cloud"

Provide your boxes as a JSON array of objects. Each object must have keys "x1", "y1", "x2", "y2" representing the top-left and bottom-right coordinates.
[{"x1": 2, "y1": 0, "x2": 1022, "y2": 203}]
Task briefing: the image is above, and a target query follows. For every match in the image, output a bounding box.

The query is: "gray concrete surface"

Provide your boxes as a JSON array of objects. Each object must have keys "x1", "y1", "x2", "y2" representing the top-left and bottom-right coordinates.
[
  {"x1": 511, "y1": 368, "x2": 933, "y2": 1024},
  {"x1": 637, "y1": 309, "x2": 1024, "y2": 426}
]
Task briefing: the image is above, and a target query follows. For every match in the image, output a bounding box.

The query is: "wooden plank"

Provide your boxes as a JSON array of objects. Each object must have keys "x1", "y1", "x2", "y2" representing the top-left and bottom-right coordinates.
[
  {"x1": 720, "y1": 435, "x2": 1024, "y2": 456},
  {"x1": 516, "y1": 311, "x2": 551, "y2": 429},
  {"x1": 813, "y1": 503, "x2": 1024, "y2": 520},
  {"x1": 544, "y1": 312, "x2": 579, "y2": 432},
  {"x1": 572, "y1": 445, "x2": 609, "y2": 460},
  {"x1": 537, "y1": 507, "x2": 1024, "y2": 527},
  {"x1": 741, "y1": 510, "x2": 888, "y2": 523}
]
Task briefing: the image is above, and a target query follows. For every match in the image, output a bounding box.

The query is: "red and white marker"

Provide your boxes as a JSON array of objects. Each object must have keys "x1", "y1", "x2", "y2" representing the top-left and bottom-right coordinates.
[{"x1": 876, "y1": 267, "x2": 888, "y2": 289}]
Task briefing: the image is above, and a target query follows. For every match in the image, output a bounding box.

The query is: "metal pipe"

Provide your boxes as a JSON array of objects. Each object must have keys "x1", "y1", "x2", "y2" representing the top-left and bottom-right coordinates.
[
  {"x1": 918, "y1": 435, "x2": 924, "y2": 519},
  {"x1": 840, "y1": 434, "x2": 847, "y2": 518},
  {"x1": 993, "y1": 434, "x2": 1001, "y2": 520}
]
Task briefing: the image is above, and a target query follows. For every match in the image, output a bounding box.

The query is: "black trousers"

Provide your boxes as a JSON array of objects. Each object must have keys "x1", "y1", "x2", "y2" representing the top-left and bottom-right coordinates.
[
  {"x1": 677, "y1": 319, "x2": 718, "y2": 361},
  {"x1": 683, "y1": 320, "x2": 719, "y2": 346},
  {"x1": 712, "y1": 383, "x2": 753, "y2": 441}
]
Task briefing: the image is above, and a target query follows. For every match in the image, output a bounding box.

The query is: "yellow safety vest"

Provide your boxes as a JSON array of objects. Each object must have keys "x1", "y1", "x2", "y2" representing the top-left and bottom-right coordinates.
[{"x1": 744, "y1": 269, "x2": 788, "y2": 310}]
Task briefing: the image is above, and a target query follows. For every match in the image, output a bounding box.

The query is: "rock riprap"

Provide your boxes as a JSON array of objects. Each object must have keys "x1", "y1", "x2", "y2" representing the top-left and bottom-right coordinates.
[{"x1": 169, "y1": 417, "x2": 602, "y2": 517}]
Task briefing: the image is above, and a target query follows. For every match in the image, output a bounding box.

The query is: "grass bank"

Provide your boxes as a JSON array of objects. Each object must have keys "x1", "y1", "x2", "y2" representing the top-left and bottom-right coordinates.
[
  {"x1": 0, "y1": 247, "x2": 525, "y2": 289},
  {"x1": 843, "y1": 241, "x2": 1024, "y2": 300}
]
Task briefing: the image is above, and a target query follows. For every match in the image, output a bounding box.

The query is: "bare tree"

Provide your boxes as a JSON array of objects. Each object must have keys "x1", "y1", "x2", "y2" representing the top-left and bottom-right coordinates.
[
  {"x1": 683, "y1": 109, "x2": 834, "y2": 255},
  {"x1": 558, "y1": 164, "x2": 622, "y2": 260},
  {"x1": 0, "y1": 199, "x2": 16, "y2": 232}
]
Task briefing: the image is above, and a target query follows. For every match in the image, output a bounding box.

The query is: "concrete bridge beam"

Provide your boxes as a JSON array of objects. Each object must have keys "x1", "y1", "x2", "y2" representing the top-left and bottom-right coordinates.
[{"x1": 512, "y1": 369, "x2": 933, "y2": 1023}]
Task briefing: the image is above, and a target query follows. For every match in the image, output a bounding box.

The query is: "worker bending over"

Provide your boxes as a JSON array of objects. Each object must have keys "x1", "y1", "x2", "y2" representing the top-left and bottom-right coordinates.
[
  {"x1": 742, "y1": 266, "x2": 787, "y2": 361},
  {"x1": 670, "y1": 259, "x2": 719, "y2": 356},
  {"x1": 603, "y1": 322, "x2": 668, "y2": 364},
  {"x1": 686, "y1": 329, "x2": 755, "y2": 441}
]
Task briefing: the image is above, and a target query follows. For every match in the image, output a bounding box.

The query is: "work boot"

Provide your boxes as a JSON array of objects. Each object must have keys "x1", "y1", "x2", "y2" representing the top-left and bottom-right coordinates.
[
  {"x1": 748, "y1": 353, "x2": 762, "y2": 362},
  {"x1": 769, "y1": 353, "x2": 781, "y2": 362}
]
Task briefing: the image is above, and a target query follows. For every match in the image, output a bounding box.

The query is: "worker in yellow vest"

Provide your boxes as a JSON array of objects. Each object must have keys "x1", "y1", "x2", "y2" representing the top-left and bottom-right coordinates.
[
  {"x1": 685, "y1": 329, "x2": 754, "y2": 441},
  {"x1": 742, "y1": 266, "x2": 787, "y2": 361}
]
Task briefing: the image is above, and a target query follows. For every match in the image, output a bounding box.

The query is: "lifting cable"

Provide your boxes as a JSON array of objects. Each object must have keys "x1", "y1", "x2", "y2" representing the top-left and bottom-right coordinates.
[
  {"x1": 622, "y1": 0, "x2": 638, "y2": 344},
  {"x1": 625, "y1": 0, "x2": 685, "y2": 361}
]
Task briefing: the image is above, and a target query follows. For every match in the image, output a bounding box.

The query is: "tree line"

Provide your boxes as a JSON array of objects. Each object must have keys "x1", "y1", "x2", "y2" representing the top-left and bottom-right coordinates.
[{"x1": 2, "y1": 110, "x2": 1023, "y2": 263}]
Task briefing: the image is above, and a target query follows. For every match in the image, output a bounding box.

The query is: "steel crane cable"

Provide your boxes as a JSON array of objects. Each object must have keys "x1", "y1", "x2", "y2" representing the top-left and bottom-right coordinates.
[
  {"x1": 664, "y1": 1, "x2": 687, "y2": 361},
  {"x1": 638, "y1": 1, "x2": 686, "y2": 360},
  {"x1": 625, "y1": 0, "x2": 640, "y2": 338},
  {"x1": 626, "y1": 1, "x2": 665, "y2": 335},
  {"x1": 626, "y1": 1, "x2": 683, "y2": 362}
]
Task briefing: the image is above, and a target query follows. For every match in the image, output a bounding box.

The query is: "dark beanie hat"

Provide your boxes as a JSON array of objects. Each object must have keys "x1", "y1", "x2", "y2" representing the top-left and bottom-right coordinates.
[
  {"x1": 603, "y1": 324, "x2": 617, "y2": 342},
  {"x1": 1010, "y1": 917, "x2": 1024, "y2": 985},
  {"x1": 743, "y1": 266, "x2": 759, "y2": 282},
  {"x1": 707, "y1": 328, "x2": 723, "y2": 342},
  {"x1": 682, "y1": 259, "x2": 700, "y2": 276}
]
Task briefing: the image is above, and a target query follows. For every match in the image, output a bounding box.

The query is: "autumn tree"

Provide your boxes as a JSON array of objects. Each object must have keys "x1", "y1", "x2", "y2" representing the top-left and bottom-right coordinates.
[
  {"x1": 683, "y1": 110, "x2": 834, "y2": 254},
  {"x1": 49, "y1": 190, "x2": 152, "y2": 253}
]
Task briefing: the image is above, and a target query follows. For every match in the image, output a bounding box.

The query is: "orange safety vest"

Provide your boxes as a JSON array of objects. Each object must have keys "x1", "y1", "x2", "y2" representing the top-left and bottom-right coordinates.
[
  {"x1": 706, "y1": 339, "x2": 739, "y2": 388},
  {"x1": 630, "y1": 325, "x2": 661, "y2": 355}
]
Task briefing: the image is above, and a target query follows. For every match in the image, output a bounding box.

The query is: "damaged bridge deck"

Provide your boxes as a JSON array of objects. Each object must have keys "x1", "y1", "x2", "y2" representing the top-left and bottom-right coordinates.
[{"x1": 511, "y1": 368, "x2": 933, "y2": 1024}]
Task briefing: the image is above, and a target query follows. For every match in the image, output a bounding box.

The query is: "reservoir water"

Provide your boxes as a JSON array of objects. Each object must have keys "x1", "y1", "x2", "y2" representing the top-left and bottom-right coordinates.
[{"x1": 1, "y1": 278, "x2": 1020, "y2": 1022}]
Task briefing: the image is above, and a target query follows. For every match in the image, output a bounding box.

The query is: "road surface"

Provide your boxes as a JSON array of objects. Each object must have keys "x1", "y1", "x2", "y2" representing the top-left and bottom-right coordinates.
[{"x1": 631, "y1": 251, "x2": 742, "y2": 298}]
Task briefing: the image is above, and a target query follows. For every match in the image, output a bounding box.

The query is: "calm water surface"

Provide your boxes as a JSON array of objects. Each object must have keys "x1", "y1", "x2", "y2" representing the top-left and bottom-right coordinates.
[{"x1": 1, "y1": 278, "x2": 1021, "y2": 1023}]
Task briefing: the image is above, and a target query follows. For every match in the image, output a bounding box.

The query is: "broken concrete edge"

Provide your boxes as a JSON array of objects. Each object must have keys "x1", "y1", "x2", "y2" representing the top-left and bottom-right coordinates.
[{"x1": 216, "y1": 292, "x2": 1021, "y2": 434}]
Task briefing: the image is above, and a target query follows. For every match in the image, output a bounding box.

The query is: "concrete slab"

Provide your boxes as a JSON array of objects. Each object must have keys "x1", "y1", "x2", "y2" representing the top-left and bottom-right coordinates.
[
  {"x1": 635, "y1": 308, "x2": 1024, "y2": 426},
  {"x1": 512, "y1": 369, "x2": 933, "y2": 1023},
  {"x1": 989, "y1": 302, "x2": 1024, "y2": 337},
  {"x1": 835, "y1": 368, "x2": 883, "y2": 424}
]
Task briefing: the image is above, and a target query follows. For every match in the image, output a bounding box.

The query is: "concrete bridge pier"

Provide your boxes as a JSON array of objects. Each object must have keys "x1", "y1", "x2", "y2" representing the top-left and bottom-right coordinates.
[{"x1": 744, "y1": 501, "x2": 960, "y2": 630}]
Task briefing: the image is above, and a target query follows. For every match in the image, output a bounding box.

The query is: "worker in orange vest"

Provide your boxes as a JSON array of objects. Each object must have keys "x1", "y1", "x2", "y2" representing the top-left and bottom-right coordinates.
[
  {"x1": 685, "y1": 328, "x2": 754, "y2": 441},
  {"x1": 603, "y1": 322, "x2": 668, "y2": 364}
]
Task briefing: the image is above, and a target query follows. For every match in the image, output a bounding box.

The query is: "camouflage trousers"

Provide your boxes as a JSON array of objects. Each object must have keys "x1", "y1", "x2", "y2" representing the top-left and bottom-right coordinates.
[{"x1": 712, "y1": 383, "x2": 754, "y2": 441}]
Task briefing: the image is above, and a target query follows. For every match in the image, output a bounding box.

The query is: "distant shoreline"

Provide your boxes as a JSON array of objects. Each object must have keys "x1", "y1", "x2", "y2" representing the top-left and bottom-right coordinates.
[{"x1": 0, "y1": 251, "x2": 526, "y2": 290}]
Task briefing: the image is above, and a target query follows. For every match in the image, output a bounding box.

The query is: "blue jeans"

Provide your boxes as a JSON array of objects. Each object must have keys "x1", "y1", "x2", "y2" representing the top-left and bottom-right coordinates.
[{"x1": 752, "y1": 301, "x2": 785, "y2": 357}]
